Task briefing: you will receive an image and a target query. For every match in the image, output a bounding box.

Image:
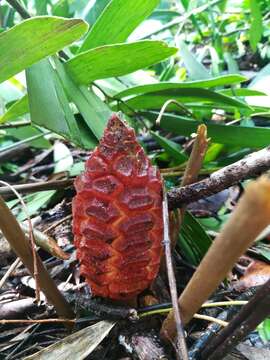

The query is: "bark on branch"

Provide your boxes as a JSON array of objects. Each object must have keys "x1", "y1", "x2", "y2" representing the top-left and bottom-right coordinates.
[{"x1": 167, "y1": 146, "x2": 270, "y2": 209}]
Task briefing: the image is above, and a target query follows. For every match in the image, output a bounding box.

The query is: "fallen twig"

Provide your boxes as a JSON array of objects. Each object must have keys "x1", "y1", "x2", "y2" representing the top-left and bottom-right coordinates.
[
  {"x1": 172, "y1": 124, "x2": 208, "y2": 246},
  {"x1": 201, "y1": 279, "x2": 270, "y2": 360},
  {"x1": 139, "y1": 308, "x2": 229, "y2": 327},
  {"x1": 0, "y1": 318, "x2": 76, "y2": 324},
  {"x1": 168, "y1": 146, "x2": 270, "y2": 209},
  {"x1": 193, "y1": 314, "x2": 228, "y2": 327},
  {"x1": 0, "y1": 179, "x2": 73, "y2": 196},
  {"x1": 0, "y1": 257, "x2": 21, "y2": 289},
  {"x1": 43, "y1": 214, "x2": 72, "y2": 234},
  {"x1": 162, "y1": 183, "x2": 189, "y2": 360},
  {"x1": 161, "y1": 176, "x2": 270, "y2": 340}
]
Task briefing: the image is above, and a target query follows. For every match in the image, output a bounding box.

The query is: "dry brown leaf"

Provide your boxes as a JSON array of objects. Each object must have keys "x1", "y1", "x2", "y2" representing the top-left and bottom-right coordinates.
[{"x1": 233, "y1": 260, "x2": 270, "y2": 291}]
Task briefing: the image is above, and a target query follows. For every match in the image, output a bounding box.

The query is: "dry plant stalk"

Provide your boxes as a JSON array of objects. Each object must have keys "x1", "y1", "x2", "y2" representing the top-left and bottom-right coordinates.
[
  {"x1": 181, "y1": 124, "x2": 209, "y2": 187},
  {"x1": 0, "y1": 195, "x2": 74, "y2": 319},
  {"x1": 161, "y1": 176, "x2": 270, "y2": 340},
  {"x1": 169, "y1": 124, "x2": 208, "y2": 251},
  {"x1": 162, "y1": 183, "x2": 189, "y2": 360}
]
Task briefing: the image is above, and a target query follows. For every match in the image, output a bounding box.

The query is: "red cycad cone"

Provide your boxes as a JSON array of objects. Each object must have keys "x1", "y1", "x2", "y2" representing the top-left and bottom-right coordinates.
[{"x1": 72, "y1": 114, "x2": 163, "y2": 300}]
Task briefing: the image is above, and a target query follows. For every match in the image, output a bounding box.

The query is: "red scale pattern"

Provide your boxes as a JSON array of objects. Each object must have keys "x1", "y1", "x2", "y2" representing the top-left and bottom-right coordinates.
[{"x1": 72, "y1": 114, "x2": 163, "y2": 300}]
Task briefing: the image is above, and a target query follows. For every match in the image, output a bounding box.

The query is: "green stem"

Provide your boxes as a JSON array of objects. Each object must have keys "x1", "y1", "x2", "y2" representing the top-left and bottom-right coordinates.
[{"x1": 6, "y1": 0, "x2": 30, "y2": 19}]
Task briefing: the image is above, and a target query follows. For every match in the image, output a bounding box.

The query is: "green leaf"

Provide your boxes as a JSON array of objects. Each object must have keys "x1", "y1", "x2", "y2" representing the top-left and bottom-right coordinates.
[
  {"x1": 7, "y1": 125, "x2": 50, "y2": 149},
  {"x1": 114, "y1": 75, "x2": 247, "y2": 98},
  {"x1": 204, "y1": 143, "x2": 224, "y2": 163},
  {"x1": 79, "y1": 0, "x2": 159, "y2": 52},
  {"x1": 17, "y1": 190, "x2": 56, "y2": 222},
  {"x1": 0, "y1": 16, "x2": 88, "y2": 84},
  {"x1": 34, "y1": 0, "x2": 48, "y2": 15},
  {"x1": 178, "y1": 39, "x2": 210, "y2": 80},
  {"x1": 144, "y1": 111, "x2": 270, "y2": 148},
  {"x1": 258, "y1": 319, "x2": 270, "y2": 343},
  {"x1": 249, "y1": 0, "x2": 263, "y2": 52},
  {"x1": 178, "y1": 211, "x2": 212, "y2": 266},
  {"x1": 66, "y1": 41, "x2": 177, "y2": 85},
  {"x1": 26, "y1": 58, "x2": 83, "y2": 146},
  {"x1": 84, "y1": 0, "x2": 110, "y2": 25},
  {"x1": 150, "y1": 9, "x2": 180, "y2": 22},
  {"x1": 52, "y1": 0, "x2": 72, "y2": 17},
  {"x1": 219, "y1": 89, "x2": 266, "y2": 97},
  {"x1": 151, "y1": 131, "x2": 187, "y2": 163},
  {"x1": 54, "y1": 57, "x2": 111, "y2": 140},
  {"x1": 0, "y1": 94, "x2": 29, "y2": 123},
  {"x1": 119, "y1": 88, "x2": 251, "y2": 111}
]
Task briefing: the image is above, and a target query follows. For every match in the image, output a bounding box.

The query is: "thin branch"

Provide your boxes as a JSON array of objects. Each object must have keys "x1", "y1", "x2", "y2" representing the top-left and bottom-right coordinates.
[
  {"x1": 193, "y1": 314, "x2": 228, "y2": 327},
  {"x1": 0, "y1": 257, "x2": 21, "y2": 289},
  {"x1": 0, "y1": 179, "x2": 73, "y2": 196},
  {"x1": 140, "y1": 308, "x2": 229, "y2": 327},
  {"x1": 165, "y1": 125, "x2": 208, "y2": 264},
  {"x1": 161, "y1": 176, "x2": 270, "y2": 340},
  {"x1": 43, "y1": 214, "x2": 72, "y2": 234},
  {"x1": 168, "y1": 146, "x2": 270, "y2": 209},
  {"x1": 0, "y1": 131, "x2": 51, "y2": 153},
  {"x1": 172, "y1": 124, "x2": 208, "y2": 245},
  {"x1": 189, "y1": 288, "x2": 257, "y2": 360},
  {"x1": 162, "y1": 182, "x2": 189, "y2": 360},
  {"x1": 0, "y1": 120, "x2": 31, "y2": 129},
  {"x1": 201, "y1": 279, "x2": 270, "y2": 360},
  {"x1": 0, "y1": 318, "x2": 75, "y2": 324},
  {"x1": 201, "y1": 301, "x2": 247, "y2": 308},
  {"x1": 139, "y1": 0, "x2": 222, "y2": 39}
]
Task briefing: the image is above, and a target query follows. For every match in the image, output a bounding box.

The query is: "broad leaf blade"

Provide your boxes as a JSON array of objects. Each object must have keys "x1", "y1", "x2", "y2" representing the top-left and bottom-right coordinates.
[
  {"x1": 0, "y1": 16, "x2": 88, "y2": 84},
  {"x1": 54, "y1": 57, "x2": 111, "y2": 140},
  {"x1": 151, "y1": 131, "x2": 187, "y2": 163},
  {"x1": 178, "y1": 39, "x2": 210, "y2": 80},
  {"x1": 249, "y1": 0, "x2": 263, "y2": 52},
  {"x1": 114, "y1": 74, "x2": 247, "y2": 98},
  {"x1": 17, "y1": 191, "x2": 56, "y2": 222},
  {"x1": 120, "y1": 88, "x2": 251, "y2": 110},
  {"x1": 66, "y1": 41, "x2": 177, "y2": 85},
  {"x1": 7, "y1": 125, "x2": 50, "y2": 149},
  {"x1": 178, "y1": 211, "x2": 212, "y2": 266},
  {"x1": 79, "y1": 0, "x2": 159, "y2": 52},
  {"x1": 26, "y1": 59, "x2": 82, "y2": 146},
  {"x1": 144, "y1": 111, "x2": 270, "y2": 148}
]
